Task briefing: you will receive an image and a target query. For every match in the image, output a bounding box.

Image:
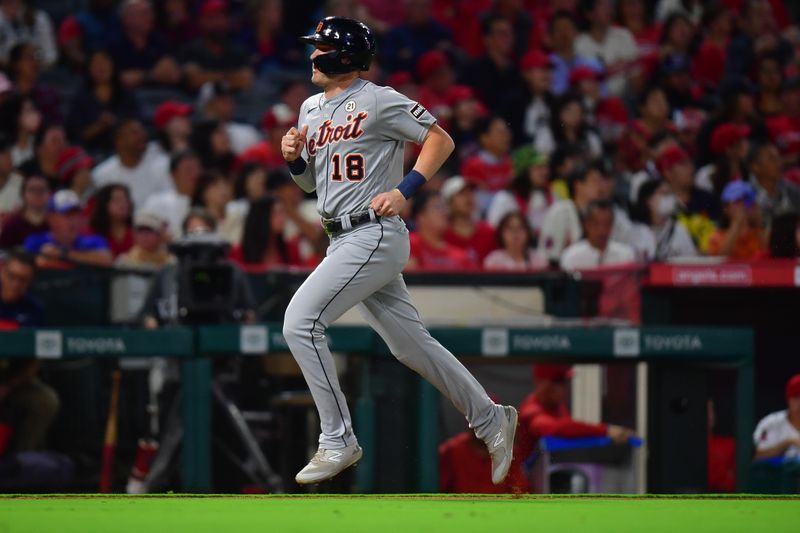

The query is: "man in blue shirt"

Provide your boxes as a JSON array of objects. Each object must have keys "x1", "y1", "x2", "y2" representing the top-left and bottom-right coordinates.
[
  {"x1": 0, "y1": 250, "x2": 58, "y2": 452},
  {"x1": 547, "y1": 11, "x2": 605, "y2": 96},
  {"x1": 24, "y1": 190, "x2": 113, "y2": 268}
]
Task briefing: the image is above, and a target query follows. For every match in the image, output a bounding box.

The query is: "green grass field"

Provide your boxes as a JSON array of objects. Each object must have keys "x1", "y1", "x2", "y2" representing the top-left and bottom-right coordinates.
[{"x1": 1, "y1": 494, "x2": 799, "y2": 533}]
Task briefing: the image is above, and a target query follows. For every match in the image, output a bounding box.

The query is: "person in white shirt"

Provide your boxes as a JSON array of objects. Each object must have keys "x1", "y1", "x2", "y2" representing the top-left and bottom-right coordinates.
[
  {"x1": 575, "y1": 0, "x2": 640, "y2": 97},
  {"x1": 0, "y1": 0, "x2": 58, "y2": 67},
  {"x1": 560, "y1": 200, "x2": 637, "y2": 270},
  {"x1": 92, "y1": 119, "x2": 171, "y2": 209},
  {"x1": 483, "y1": 212, "x2": 547, "y2": 271},
  {"x1": 538, "y1": 162, "x2": 606, "y2": 265},
  {"x1": 139, "y1": 150, "x2": 202, "y2": 239},
  {"x1": 753, "y1": 374, "x2": 800, "y2": 460},
  {"x1": 197, "y1": 81, "x2": 260, "y2": 154}
]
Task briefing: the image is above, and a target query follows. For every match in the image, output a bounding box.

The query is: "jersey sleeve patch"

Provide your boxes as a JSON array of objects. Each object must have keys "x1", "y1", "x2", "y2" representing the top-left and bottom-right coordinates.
[{"x1": 410, "y1": 103, "x2": 427, "y2": 120}]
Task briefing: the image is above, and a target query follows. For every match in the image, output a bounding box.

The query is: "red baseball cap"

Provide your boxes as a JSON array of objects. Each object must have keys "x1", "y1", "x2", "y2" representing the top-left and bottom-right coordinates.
[
  {"x1": 447, "y1": 85, "x2": 476, "y2": 106},
  {"x1": 386, "y1": 71, "x2": 413, "y2": 88},
  {"x1": 57, "y1": 146, "x2": 94, "y2": 183},
  {"x1": 521, "y1": 50, "x2": 554, "y2": 71},
  {"x1": 710, "y1": 123, "x2": 751, "y2": 155},
  {"x1": 596, "y1": 97, "x2": 629, "y2": 126},
  {"x1": 569, "y1": 65, "x2": 601, "y2": 85},
  {"x1": 154, "y1": 101, "x2": 192, "y2": 131},
  {"x1": 533, "y1": 364, "x2": 574, "y2": 382},
  {"x1": 786, "y1": 374, "x2": 800, "y2": 400},
  {"x1": 201, "y1": 0, "x2": 227, "y2": 17},
  {"x1": 656, "y1": 145, "x2": 691, "y2": 174},
  {"x1": 416, "y1": 50, "x2": 449, "y2": 81}
]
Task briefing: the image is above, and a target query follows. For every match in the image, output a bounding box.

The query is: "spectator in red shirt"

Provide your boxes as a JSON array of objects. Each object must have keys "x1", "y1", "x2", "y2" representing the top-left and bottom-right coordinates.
[
  {"x1": 151, "y1": 100, "x2": 193, "y2": 159},
  {"x1": 408, "y1": 191, "x2": 476, "y2": 271},
  {"x1": 616, "y1": 0, "x2": 660, "y2": 60},
  {"x1": 441, "y1": 176, "x2": 496, "y2": 265},
  {"x1": 766, "y1": 78, "x2": 800, "y2": 169},
  {"x1": 416, "y1": 50, "x2": 460, "y2": 129},
  {"x1": 89, "y1": 184, "x2": 134, "y2": 258},
  {"x1": 691, "y1": 4, "x2": 733, "y2": 93},
  {"x1": 0, "y1": 174, "x2": 49, "y2": 249},
  {"x1": 518, "y1": 364, "x2": 635, "y2": 460},
  {"x1": 229, "y1": 195, "x2": 301, "y2": 268},
  {"x1": 235, "y1": 104, "x2": 296, "y2": 173},
  {"x1": 460, "y1": 116, "x2": 514, "y2": 213},
  {"x1": 57, "y1": 147, "x2": 94, "y2": 205},
  {"x1": 441, "y1": 86, "x2": 485, "y2": 176},
  {"x1": 439, "y1": 423, "x2": 530, "y2": 493},
  {"x1": 619, "y1": 85, "x2": 675, "y2": 173}
]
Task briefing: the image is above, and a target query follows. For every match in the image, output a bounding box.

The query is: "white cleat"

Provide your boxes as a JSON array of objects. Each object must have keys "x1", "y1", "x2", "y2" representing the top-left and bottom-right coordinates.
[
  {"x1": 295, "y1": 443, "x2": 363, "y2": 485},
  {"x1": 486, "y1": 405, "x2": 518, "y2": 485}
]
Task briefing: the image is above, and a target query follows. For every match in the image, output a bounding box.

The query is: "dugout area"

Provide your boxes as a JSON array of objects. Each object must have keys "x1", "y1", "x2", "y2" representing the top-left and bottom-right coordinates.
[{"x1": 0, "y1": 494, "x2": 799, "y2": 533}]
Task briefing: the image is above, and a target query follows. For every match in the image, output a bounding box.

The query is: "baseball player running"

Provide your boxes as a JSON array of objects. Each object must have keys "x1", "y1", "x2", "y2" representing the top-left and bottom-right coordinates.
[{"x1": 281, "y1": 17, "x2": 517, "y2": 486}]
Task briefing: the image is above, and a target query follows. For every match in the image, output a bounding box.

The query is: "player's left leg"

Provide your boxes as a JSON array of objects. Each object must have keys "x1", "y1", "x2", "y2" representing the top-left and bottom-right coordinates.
[{"x1": 357, "y1": 276, "x2": 518, "y2": 484}]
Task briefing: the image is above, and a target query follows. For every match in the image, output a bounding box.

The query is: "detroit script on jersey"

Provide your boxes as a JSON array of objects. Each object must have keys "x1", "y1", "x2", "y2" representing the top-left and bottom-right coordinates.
[{"x1": 294, "y1": 79, "x2": 436, "y2": 219}]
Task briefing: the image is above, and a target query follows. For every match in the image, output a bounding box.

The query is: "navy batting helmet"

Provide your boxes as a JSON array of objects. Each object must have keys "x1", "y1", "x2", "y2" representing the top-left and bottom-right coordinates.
[{"x1": 299, "y1": 17, "x2": 376, "y2": 75}]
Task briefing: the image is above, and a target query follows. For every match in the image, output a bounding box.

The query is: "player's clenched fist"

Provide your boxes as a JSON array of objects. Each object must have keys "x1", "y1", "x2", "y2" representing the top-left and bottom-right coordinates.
[{"x1": 281, "y1": 124, "x2": 308, "y2": 162}]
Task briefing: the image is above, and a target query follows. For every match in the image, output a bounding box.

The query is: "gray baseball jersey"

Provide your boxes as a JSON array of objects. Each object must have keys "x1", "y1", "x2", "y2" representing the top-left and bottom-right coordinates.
[
  {"x1": 283, "y1": 78, "x2": 503, "y2": 454},
  {"x1": 290, "y1": 78, "x2": 435, "y2": 218}
]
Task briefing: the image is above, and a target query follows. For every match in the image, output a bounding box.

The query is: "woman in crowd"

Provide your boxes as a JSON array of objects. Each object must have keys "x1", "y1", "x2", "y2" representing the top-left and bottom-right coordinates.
[
  {"x1": 191, "y1": 120, "x2": 235, "y2": 176},
  {"x1": 755, "y1": 55, "x2": 785, "y2": 118},
  {"x1": 483, "y1": 212, "x2": 546, "y2": 271},
  {"x1": 619, "y1": 85, "x2": 675, "y2": 173},
  {"x1": 17, "y1": 122, "x2": 66, "y2": 187},
  {"x1": 230, "y1": 195, "x2": 300, "y2": 268},
  {"x1": 630, "y1": 179, "x2": 698, "y2": 261},
  {"x1": 0, "y1": 93, "x2": 41, "y2": 167},
  {"x1": 534, "y1": 92, "x2": 602, "y2": 160},
  {"x1": 89, "y1": 184, "x2": 134, "y2": 258},
  {"x1": 486, "y1": 147, "x2": 554, "y2": 240},
  {"x1": 6, "y1": 42, "x2": 60, "y2": 124},
  {"x1": 66, "y1": 49, "x2": 141, "y2": 156},
  {"x1": 192, "y1": 170, "x2": 234, "y2": 242}
]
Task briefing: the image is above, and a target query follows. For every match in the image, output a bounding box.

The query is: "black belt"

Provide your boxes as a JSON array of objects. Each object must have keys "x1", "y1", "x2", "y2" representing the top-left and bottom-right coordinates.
[{"x1": 321, "y1": 209, "x2": 380, "y2": 236}]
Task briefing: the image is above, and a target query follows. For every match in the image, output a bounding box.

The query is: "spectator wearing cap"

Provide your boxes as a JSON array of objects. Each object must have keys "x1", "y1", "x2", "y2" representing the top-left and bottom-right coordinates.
[
  {"x1": 57, "y1": 147, "x2": 94, "y2": 204},
  {"x1": 18, "y1": 124, "x2": 66, "y2": 188},
  {"x1": 691, "y1": 5, "x2": 734, "y2": 93},
  {"x1": 0, "y1": 0, "x2": 57, "y2": 68},
  {"x1": 92, "y1": 119, "x2": 171, "y2": 209},
  {"x1": 515, "y1": 50, "x2": 554, "y2": 143},
  {"x1": 177, "y1": 0, "x2": 254, "y2": 92},
  {"x1": 381, "y1": 0, "x2": 451, "y2": 74},
  {"x1": 139, "y1": 150, "x2": 202, "y2": 239},
  {"x1": 65, "y1": 49, "x2": 142, "y2": 156},
  {"x1": 263, "y1": 169, "x2": 322, "y2": 266},
  {"x1": 460, "y1": 14, "x2": 526, "y2": 118},
  {"x1": 537, "y1": 163, "x2": 606, "y2": 265},
  {"x1": 517, "y1": 364, "x2": 635, "y2": 462},
  {"x1": 697, "y1": 122, "x2": 751, "y2": 196},
  {"x1": 235, "y1": 0, "x2": 302, "y2": 74},
  {"x1": 487, "y1": 146, "x2": 553, "y2": 238},
  {"x1": 707, "y1": 180, "x2": 765, "y2": 260},
  {"x1": 89, "y1": 184, "x2": 134, "y2": 258},
  {"x1": 115, "y1": 210, "x2": 175, "y2": 269},
  {"x1": 57, "y1": 0, "x2": 121, "y2": 69},
  {"x1": 0, "y1": 175, "x2": 49, "y2": 249},
  {"x1": 150, "y1": 100, "x2": 193, "y2": 159},
  {"x1": 657, "y1": 144, "x2": 719, "y2": 253},
  {"x1": 534, "y1": 92, "x2": 603, "y2": 161},
  {"x1": 725, "y1": 0, "x2": 792, "y2": 83},
  {"x1": 483, "y1": 212, "x2": 547, "y2": 271},
  {"x1": 407, "y1": 191, "x2": 476, "y2": 271},
  {"x1": 560, "y1": 200, "x2": 637, "y2": 270},
  {"x1": 109, "y1": 0, "x2": 181, "y2": 89},
  {"x1": 575, "y1": 0, "x2": 639, "y2": 97},
  {"x1": 440, "y1": 86, "x2": 484, "y2": 176},
  {"x1": 568, "y1": 65, "x2": 608, "y2": 127},
  {"x1": 459, "y1": 116, "x2": 514, "y2": 214},
  {"x1": 765, "y1": 78, "x2": 800, "y2": 170},
  {"x1": 416, "y1": 51, "x2": 461, "y2": 129},
  {"x1": 0, "y1": 134, "x2": 22, "y2": 218},
  {"x1": 619, "y1": 86, "x2": 675, "y2": 173},
  {"x1": 748, "y1": 142, "x2": 800, "y2": 227},
  {"x1": 546, "y1": 11, "x2": 604, "y2": 96},
  {"x1": 24, "y1": 189, "x2": 112, "y2": 268},
  {"x1": 753, "y1": 374, "x2": 800, "y2": 460},
  {"x1": 197, "y1": 81, "x2": 261, "y2": 154},
  {"x1": 630, "y1": 179, "x2": 698, "y2": 261},
  {"x1": 385, "y1": 71, "x2": 418, "y2": 100},
  {"x1": 441, "y1": 176, "x2": 496, "y2": 265}
]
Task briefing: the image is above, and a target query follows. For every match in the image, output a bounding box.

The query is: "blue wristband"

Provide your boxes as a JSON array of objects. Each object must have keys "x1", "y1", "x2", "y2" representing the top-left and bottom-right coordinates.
[
  {"x1": 396, "y1": 170, "x2": 426, "y2": 199},
  {"x1": 287, "y1": 158, "x2": 307, "y2": 175}
]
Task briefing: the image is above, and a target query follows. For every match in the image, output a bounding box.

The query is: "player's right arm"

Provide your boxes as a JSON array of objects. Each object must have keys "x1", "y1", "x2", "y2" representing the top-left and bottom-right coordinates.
[{"x1": 281, "y1": 122, "x2": 316, "y2": 193}]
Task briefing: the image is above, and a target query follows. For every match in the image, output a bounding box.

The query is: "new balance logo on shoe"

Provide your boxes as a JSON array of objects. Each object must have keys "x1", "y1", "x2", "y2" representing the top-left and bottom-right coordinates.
[
  {"x1": 493, "y1": 431, "x2": 504, "y2": 448},
  {"x1": 327, "y1": 451, "x2": 343, "y2": 463}
]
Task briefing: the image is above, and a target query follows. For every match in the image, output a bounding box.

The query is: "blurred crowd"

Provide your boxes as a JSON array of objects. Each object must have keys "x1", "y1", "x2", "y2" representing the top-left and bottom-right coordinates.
[{"x1": 0, "y1": 0, "x2": 798, "y2": 277}]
